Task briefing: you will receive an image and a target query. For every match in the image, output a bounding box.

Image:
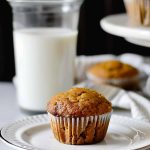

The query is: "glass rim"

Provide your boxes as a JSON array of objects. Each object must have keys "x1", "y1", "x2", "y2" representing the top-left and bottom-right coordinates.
[{"x1": 7, "y1": 0, "x2": 83, "y2": 4}]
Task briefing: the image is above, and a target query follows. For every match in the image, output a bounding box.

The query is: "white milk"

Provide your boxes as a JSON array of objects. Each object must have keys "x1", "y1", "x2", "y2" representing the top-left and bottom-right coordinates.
[{"x1": 13, "y1": 28, "x2": 77, "y2": 111}]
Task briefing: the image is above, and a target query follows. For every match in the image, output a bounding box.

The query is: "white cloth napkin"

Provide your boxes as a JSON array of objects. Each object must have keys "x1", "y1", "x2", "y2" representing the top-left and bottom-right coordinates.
[
  {"x1": 75, "y1": 53, "x2": 150, "y2": 122},
  {"x1": 109, "y1": 90, "x2": 150, "y2": 122}
]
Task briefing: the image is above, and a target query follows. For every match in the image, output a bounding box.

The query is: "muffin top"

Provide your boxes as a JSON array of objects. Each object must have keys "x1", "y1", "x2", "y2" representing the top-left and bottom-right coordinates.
[
  {"x1": 88, "y1": 60, "x2": 139, "y2": 79},
  {"x1": 47, "y1": 88, "x2": 112, "y2": 117}
]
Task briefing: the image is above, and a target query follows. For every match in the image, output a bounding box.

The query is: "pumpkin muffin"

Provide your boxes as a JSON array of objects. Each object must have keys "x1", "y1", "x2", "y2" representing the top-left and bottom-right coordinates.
[
  {"x1": 87, "y1": 60, "x2": 139, "y2": 90},
  {"x1": 47, "y1": 87, "x2": 112, "y2": 145},
  {"x1": 124, "y1": 0, "x2": 150, "y2": 26}
]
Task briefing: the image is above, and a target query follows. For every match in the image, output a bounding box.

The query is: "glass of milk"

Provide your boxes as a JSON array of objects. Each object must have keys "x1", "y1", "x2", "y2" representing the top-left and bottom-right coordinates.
[{"x1": 8, "y1": 0, "x2": 83, "y2": 113}]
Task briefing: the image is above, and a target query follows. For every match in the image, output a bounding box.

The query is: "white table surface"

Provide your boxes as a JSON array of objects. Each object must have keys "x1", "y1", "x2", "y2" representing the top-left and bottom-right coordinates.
[{"x1": 0, "y1": 82, "x2": 131, "y2": 150}]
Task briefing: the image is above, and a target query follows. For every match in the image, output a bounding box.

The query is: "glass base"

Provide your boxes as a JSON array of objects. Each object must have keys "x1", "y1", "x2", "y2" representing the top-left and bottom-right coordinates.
[{"x1": 20, "y1": 107, "x2": 47, "y2": 116}]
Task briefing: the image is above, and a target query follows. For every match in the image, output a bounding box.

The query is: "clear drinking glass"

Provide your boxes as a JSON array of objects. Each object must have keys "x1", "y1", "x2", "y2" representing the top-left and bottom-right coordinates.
[{"x1": 8, "y1": 0, "x2": 83, "y2": 113}]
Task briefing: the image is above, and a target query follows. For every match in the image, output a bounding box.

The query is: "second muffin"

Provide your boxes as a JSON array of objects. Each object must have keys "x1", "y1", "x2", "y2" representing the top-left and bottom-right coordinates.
[
  {"x1": 47, "y1": 88, "x2": 112, "y2": 145},
  {"x1": 87, "y1": 60, "x2": 139, "y2": 90}
]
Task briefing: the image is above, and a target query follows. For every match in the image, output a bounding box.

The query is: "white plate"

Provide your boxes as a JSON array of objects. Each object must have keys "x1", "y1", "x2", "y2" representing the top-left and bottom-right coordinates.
[
  {"x1": 1, "y1": 114, "x2": 150, "y2": 150},
  {"x1": 100, "y1": 14, "x2": 150, "y2": 48}
]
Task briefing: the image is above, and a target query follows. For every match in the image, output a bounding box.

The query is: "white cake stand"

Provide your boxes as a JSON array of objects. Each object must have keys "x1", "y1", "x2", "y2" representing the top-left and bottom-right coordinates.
[{"x1": 100, "y1": 13, "x2": 150, "y2": 48}]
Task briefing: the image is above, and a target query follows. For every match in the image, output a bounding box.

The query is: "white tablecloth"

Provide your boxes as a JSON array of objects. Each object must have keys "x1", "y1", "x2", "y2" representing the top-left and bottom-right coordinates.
[{"x1": 0, "y1": 83, "x2": 28, "y2": 150}]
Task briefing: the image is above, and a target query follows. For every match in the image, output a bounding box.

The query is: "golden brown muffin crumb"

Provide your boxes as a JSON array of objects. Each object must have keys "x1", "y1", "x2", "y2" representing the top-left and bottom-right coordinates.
[
  {"x1": 88, "y1": 60, "x2": 139, "y2": 79},
  {"x1": 47, "y1": 88, "x2": 112, "y2": 117}
]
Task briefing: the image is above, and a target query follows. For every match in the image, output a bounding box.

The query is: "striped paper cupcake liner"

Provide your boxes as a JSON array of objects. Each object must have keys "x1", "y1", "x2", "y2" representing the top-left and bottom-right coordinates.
[{"x1": 48, "y1": 111, "x2": 112, "y2": 145}]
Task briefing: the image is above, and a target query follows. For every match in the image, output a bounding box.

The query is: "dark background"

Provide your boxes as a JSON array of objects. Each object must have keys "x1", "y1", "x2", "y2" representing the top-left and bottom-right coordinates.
[
  {"x1": 0, "y1": 0, "x2": 150, "y2": 81},
  {"x1": 77, "y1": 0, "x2": 150, "y2": 55}
]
